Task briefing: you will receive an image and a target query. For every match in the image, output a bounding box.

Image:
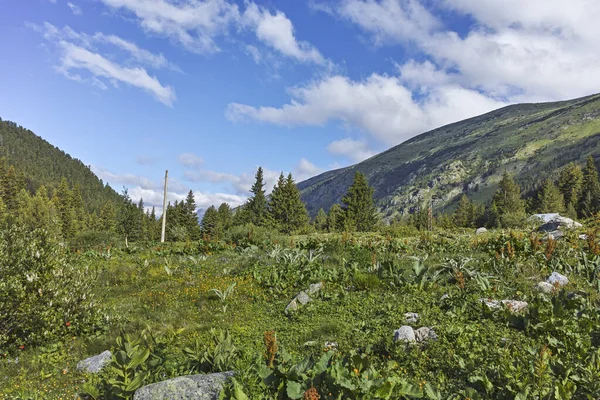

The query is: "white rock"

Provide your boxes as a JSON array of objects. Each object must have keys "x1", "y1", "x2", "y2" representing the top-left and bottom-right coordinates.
[
  {"x1": 536, "y1": 281, "x2": 555, "y2": 294},
  {"x1": 475, "y1": 227, "x2": 488, "y2": 235},
  {"x1": 547, "y1": 272, "x2": 569, "y2": 287},
  {"x1": 480, "y1": 299, "x2": 528, "y2": 313},
  {"x1": 393, "y1": 326, "x2": 416, "y2": 343},
  {"x1": 404, "y1": 312, "x2": 419, "y2": 324},
  {"x1": 414, "y1": 327, "x2": 438, "y2": 342}
]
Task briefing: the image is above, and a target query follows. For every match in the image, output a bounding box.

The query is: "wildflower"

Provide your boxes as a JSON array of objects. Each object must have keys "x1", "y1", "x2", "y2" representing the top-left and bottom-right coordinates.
[
  {"x1": 65, "y1": 321, "x2": 71, "y2": 327},
  {"x1": 18, "y1": 345, "x2": 24, "y2": 350},
  {"x1": 354, "y1": 368, "x2": 359, "y2": 375}
]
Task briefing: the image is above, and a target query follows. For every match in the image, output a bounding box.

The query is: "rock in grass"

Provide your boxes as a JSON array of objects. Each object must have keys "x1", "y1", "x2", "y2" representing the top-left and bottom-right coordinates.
[
  {"x1": 475, "y1": 227, "x2": 488, "y2": 235},
  {"x1": 404, "y1": 312, "x2": 419, "y2": 324},
  {"x1": 134, "y1": 371, "x2": 234, "y2": 400},
  {"x1": 414, "y1": 327, "x2": 438, "y2": 343},
  {"x1": 296, "y1": 291, "x2": 312, "y2": 305},
  {"x1": 547, "y1": 272, "x2": 569, "y2": 287},
  {"x1": 393, "y1": 326, "x2": 416, "y2": 343},
  {"x1": 536, "y1": 281, "x2": 555, "y2": 294},
  {"x1": 285, "y1": 283, "x2": 322, "y2": 313},
  {"x1": 307, "y1": 282, "x2": 323, "y2": 296},
  {"x1": 480, "y1": 299, "x2": 528, "y2": 313},
  {"x1": 77, "y1": 350, "x2": 112, "y2": 374}
]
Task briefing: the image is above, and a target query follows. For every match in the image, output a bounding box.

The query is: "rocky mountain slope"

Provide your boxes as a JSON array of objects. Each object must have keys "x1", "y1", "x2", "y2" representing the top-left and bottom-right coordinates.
[{"x1": 298, "y1": 93, "x2": 600, "y2": 220}]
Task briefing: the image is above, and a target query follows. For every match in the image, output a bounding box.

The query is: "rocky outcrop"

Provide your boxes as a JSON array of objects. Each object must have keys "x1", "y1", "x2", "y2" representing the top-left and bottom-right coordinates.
[
  {"x1": 133, "y1": 371, "x2": 234, "y2": 400},
  {"x1": 77, "y1": 350, "x2": 112, "y2": 374}
]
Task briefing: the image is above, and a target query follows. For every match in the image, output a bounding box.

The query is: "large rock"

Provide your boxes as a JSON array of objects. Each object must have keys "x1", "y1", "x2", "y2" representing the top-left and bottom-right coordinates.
[
  {"x1": 77, "y1": 350, "x2": 112, "y2": 374},
  {"x1": 547, "y1": 272, "x2": 569, "y2": 287},
  {"x1": 537, "y1": 215, "x2": 582, "y2": 232},
  {"x1": 134, "y1": 371, "x2": 234, "y2": 400},
  {"x1": 475, "y1": 227, "x2": 488, "y2": 235},
  {"x1": 393, "y1": 326, "x2": 416, "y2": 343}
]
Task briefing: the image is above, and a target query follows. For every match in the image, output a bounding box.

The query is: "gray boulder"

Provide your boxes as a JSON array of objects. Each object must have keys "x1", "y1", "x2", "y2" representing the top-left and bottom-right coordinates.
[
  {"x1": 475, "y1": 227, "x2": 488, "y2": 235},
  {"x1": 414, "y1": 327, "x2": 438, "y2": 343},
  {"x1": 77, "y1": 350, "x2": 112, "y2": 374},
  {"x1": 134, "y1": 371, "x2": 234, "y2": 400},
  {"x1": 393, "y1": 326, "x2": 416, "y2": 343},
  {"x1": 547, "y1": 272, "x2": 569, "y2": 287},
  {"x1": 536, "y1": 281, "x2": 555, "y2": 294},
  {"x1": 480, "y1": 299, "x2": 528, "y2": 313},
  {"x1": 404, "y1": 312, "x2": 419, "y2": 324},
  {"x1": 307, "y1": 282, "x2": 323, "y2": 296},
  {"x1": 285, "y1": 283, "x2": 323, "y2": 313}
]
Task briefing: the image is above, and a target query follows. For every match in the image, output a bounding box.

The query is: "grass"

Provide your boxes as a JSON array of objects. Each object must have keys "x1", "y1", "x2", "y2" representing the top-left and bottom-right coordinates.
[{"x1": 1, "y1": 228, "x2": 600, "y2": 398}]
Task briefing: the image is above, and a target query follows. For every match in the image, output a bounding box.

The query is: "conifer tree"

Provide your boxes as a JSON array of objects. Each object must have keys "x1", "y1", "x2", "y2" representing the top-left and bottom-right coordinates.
[
  {"x1": 453, "y1": 194, "x2": 474, "y2": 227},
  {"x1": 54, "y1": 178, "x2": 76, "y2": 239},
  {"x1": 268, "y1": 173, "x2": 308, "y2": 233},
  {"x1": 578, "y1": 156, "x2": 600, "y2": 217},
  {"x1": 1, "y1": 165, "x2": 21, "y2": 210},
  {"x1": 268, "y1": 173, "x2": 286, "y2": 229},
  {"x1": 536, "y1": 179, "x2": 565, "y2": 213},
  {"x1": 117, "y1": 188, "x2": 141, "y2": 241},
  {"x1": 558, "y1": 162, "x2": 583, "y2": 210},
  {"x1": 184, "y1": 190, "x2": 201, "y2": 240},
  {"x1": 246, "y1": 167, "x2": 268, "y2": 226},
  {"x1": 490, "y1": 172, "x2": 526, "y2": 227},
  {"x1": 341, "y1": 172, "x2": 378, "y2": 232},
  {"x1": 30, "y1": 185, "x2": 58, "y2": 232},
  {"x1": 217, "y1": 202, "x2": 232, "y2": 235},
  {"x1": 313, "y1": 208, "x2": 328, "y2": 231},
  {"x1": 99, "y1": 200, "x2": 117, "y2": 233},
  {"x1": 201, "y1": 205, "x2": 219, "y2": 237},
  {"x1": 72, "y1": 183, "x2": 88, "y2": 233},
  {"x1": 327, "y1": 204, "x2": 344, "y2": 232}
]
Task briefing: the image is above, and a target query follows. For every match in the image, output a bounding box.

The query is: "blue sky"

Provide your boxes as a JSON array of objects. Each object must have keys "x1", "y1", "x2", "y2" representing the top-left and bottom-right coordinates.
[{"x1": 1, "y1": 0, "x2": 599, "y2": 212}]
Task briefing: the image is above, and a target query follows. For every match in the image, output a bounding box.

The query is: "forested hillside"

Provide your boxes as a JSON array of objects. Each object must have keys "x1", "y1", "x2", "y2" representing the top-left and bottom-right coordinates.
[
  {"x1": 298, "y1": 93, "x2": 600, "y2": 220},
  {"x1": 0, "y1": 118, "x2": 121, "y2": 212}
]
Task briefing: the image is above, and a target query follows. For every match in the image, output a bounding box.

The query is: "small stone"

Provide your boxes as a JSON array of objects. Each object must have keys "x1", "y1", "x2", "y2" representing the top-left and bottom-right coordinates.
[
  {"x1": 440, "y1": 293, "x2": 449, "y2": 301},
  {"x1": 475, "y1": 227, "x2": 488, "y2": 235},
  {"x1": 579, "y1": 234, "x2": 588, "y2": 240},
  {"x1": 414, "y1": 327, "x2": 438, "y2": 343},
  {"x1": 536, "y1": 281, "x2": 555, "y2": 294},
  {"x1": 296, "y1": 291, "x2": 312, "y2": 305},
  {"x1": 307, "y1": 282, "x2": 323, "y2": 296},
  {"x1": 547, "y1": 272, "x2": 569, "y2": 287},
  {"x1": 404, "y1": 312, "x2": 419, "y2": 323},
  {"x1": 77, "y1": 350, "x2": 112, "y2": 374},
  {"x1": 133, "y1": 371, "x2": 234, "y2": 400},
  {"x1": 393, "y1": 326, "x2": 416, "y2": 343},
  {"x1": 501, "y1": 300, "x2": 528, "y2": 313},
  {"x1": 324, "y1": 341, "x2": 338, "y2": 350},
  {"x1": 285, "y1": 298, "x2": 299, "y2": 313}
]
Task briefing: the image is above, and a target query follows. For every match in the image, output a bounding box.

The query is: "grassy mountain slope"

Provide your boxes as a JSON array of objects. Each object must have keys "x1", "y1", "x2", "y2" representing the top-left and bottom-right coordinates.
[
  {"x1": 0, "y1": 118, "x2": 121, "y2": 212},
  {"x1": 298, "y1": 93, "x2": 600, "y2": 220}
]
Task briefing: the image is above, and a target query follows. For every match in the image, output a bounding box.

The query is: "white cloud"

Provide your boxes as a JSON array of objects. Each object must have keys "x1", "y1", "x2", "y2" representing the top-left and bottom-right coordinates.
[
  {"x1": 227, "y1": 71, "x2": 505, "y2": 145},
  {"x1": 327, "y1": 139, "x2": 375, "y2": 163},
  {"x1": 67, "y1": 2, "x2": 82, "y2": 15},
  {"x1": 31, "y1": 22, "x2": 176, "y2": 105},
  {"x1": 99, "y1": 0, "x2": 327, "y2": 64},
  {"x1": 184, "y1": 166, "x2": 282, "y2": 195},
  {"x1": 178, "y1": 153, "x2": 204, "y2": 169},
  {"x1": 295, "y1": 158, "x2": 324, "y2": 180}
]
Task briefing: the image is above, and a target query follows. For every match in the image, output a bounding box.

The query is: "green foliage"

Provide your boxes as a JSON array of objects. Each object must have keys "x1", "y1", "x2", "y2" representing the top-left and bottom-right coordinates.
[
  {"x1": 327, "y1": 204, "x2": 344, "y2": 232},
  {"x1": 269, "y1": 173, "x2": 310, "y2": 233},
  {"x1": 245, "y1": 167, "x2": 268, "y2": 226},
  {"x1": 313, "y1": 208, "x2": 328, "y2": 232},
  {"x1": 558, "y1": 162, "x2": 583, "y2": 210},
  {"x1": 535, "y1": 178, "x2": 565, "y2": 213},
  {"x1": 490, "y1": 172, "x2": 527, "y2": 228},
  {"x1": 202, "y1": 205, "x2": 220, "y2": 238},
  {"x1": 183, "y1": 329, "x2": 239, "y2": 373},
  {"x1": 453, "y1": 195, "x2": 475, "y2": 227},
  {"x1": 342, "y1": 172, "x2": 378, "y2": 232},
  {"x1": 0, "y1": 224, "x2": 103, "y2": 347},
  {"x1": 578, "y1": 155, "x2": 600, "y2": 218}
]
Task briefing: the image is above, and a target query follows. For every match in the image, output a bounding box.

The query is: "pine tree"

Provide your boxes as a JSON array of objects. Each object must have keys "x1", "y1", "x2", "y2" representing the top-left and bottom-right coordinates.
[
  {"x1": 453, "y1": 194, "x2": 474, "y2": 227},
  {"x1": 536, "y1": 179, "x2": 565, "y2": 213},
  {"x1": 313, "y1": 208, "x2": 328, "y2": 231},
  {"x1": 246, "y1": 167, "x2": 268, "y2": 226},
  {"x1": 283, "y1": 173, "x2": 309, "y2": 232},
  {"x1": 99, "y1": 201, "x2": 117, "y2": 232},
  {"x1": 578, "y1": 156, "x2": 600, "y2": 218},
  {"x1": 558, "y1": 162, "x2": 583, "y2": 210},
  {"x1": 341, "y1": 172, "x2": 378, "y2": 232},
  {"x1": 184, "y1": 190, "x2": 201, "y2": 240},
  {"x1": 53, "y1": 177, "x2": 76, "y2": 239},
  {"x1": 217, "y1": 203, "x2": 232, "y2": 235},
  {"x1": 327, "y1": 204, "x2": 344, "y2": 232},
  {"x1": 490, "y1": 172, "x2": 526, "y2": 228},
  {"x1": 30, "y1": 185, "x2": 59, "y2": 232},
  {"x1": 1, "y1": 165, "x2": 21, "y2": 210},
  {"x1": 117, "y1": 188, "x2": 141, "y2": 241},
  {"x1": 72, "y1": 183, "x2": 88, "y2": 233},
  {"x1": 268, "y1": 173, "x2": 287, "y2": 230},
  {"x1": 201, "y1": 206, "x2": 219, "y2": 237}
]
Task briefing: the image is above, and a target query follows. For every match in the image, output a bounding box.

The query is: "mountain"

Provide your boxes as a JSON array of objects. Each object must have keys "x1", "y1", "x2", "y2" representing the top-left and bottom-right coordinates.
[
  {"x1": 0, "y1": 118, "x2": 121, "y2": 212},
  {"x1": 298, "y1": 93, "x2": 600, "y2": 220}
]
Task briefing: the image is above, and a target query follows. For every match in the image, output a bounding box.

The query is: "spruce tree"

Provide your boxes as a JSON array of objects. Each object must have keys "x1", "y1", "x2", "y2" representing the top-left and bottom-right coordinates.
[
  {"x1": 490, "y1": 172, "x2": 526, "y2": 228},
  {"x1": 283, "y1": 173, "x2": 309, "y2": 232},
  {"x1": 313, "y1": 208, "x2": 328, "y2": 231},
  {"x1": 217, "y1": 202, "x2": 232, "y2": 235},
  {"x1": 201, "y1": 205, "x2": 219, "y2": 237},
  {"x1": 268, "y1": 173, "x2": 287, "y2": 230},
  {"x1": 1, "y1": 165, "x2": 21, "y2": 211},
  {"x1": 99, "y1": 201, "x2": 117, "y2": 232},
  {"x1": 558, "y1": 162, "x2": 583, "y2": 210},
  {"x1": 184, "y1": 190, "x2": 201, "y2": 240},
  {"x1": 578, "y1": 156, "x2": 600, "y2": 218},
  {"x1": 246, "y1": 167, "x2": 268, "y2": 226},
  {"x1": 453, "y1": 194, "x2": 474, "y2": 227},
  {"x1": 341, "y1": 172, "x2": 378, "y2": 232},
  {"x1": 536, "y1": 179, "x2": 565, "y2": 213},
  {"x1": 54, "y1": 178, "x2": 76, "y2": 239},
  {"x1": 327, "y1": 204, "x2": 344, "y2": 232}
]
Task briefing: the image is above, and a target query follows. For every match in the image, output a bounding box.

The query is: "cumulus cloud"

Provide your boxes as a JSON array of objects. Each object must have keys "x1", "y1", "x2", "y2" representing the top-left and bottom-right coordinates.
[
  {"x1": 99, "y1": 0, "x2": 327, "y2": 65},
  {"x1": 31, "y1": 22, "x2": 176, "y2": 105},
  {"x1": 295, "y1": 158, "x2": 324, "y2": 180}
]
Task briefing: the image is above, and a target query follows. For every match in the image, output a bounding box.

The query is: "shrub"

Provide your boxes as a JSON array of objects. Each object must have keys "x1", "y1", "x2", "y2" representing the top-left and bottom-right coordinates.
[
  {"x1": 0, "y1": 224, "x2": 104, "y2": 348},
  {"x1": 70, "y1": 229, "x2": 120, "y2": 251}
]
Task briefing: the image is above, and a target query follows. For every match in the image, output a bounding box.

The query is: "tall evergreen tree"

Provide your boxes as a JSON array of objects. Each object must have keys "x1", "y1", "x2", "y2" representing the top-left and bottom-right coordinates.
[
  {"x1": 117, "y1": 188, "x2": 142, "y2": 241},
  {"x1": 1, "y1": 165, "x2": 21, "y2": 210},
  {"x1": 53, "y1": 177, "x2": 76, "y2": 239},
  {"x1": 99, "y1": 200, "x2": 117, "y2": 233},
  {"x1": 246, "y1": 167, "x2": 268, "y2": 226},
  {"x1": 313, "y1": 208, "x2": 328, "y2": 232},
  {"x1": 327, "y1": 204, "x2": 344, "y2": 232},
  {"x1": 453, "y1": 194, "x2": 475, "y2": 227},
  {"x1": 578, "y1": 156, "x2": 600, "y2": 217},
  {"x1": 201, "y1": 206, "x2": 219, "y2": 237},
  {"x1": 536, "y1": 179, "x2": 565, "y2": 213},
  {"x1": 558, "y1": 162, "x2": 583, "y2": 210},
  {"x1": 268, "y1": 173, "x2": 309, "y2": 233},
  {"x1": 490, "y1": 172, "x2": 527, "y2": 228},
  {"x1": 217, "y1": 202, "x2": 232, "y2": 235},
  {"x1": 184, "y1": 190, "x2": 201, "y2": 240},
  {"x1": 341, "y1": 172, "x2": 378, "y2": 232}
]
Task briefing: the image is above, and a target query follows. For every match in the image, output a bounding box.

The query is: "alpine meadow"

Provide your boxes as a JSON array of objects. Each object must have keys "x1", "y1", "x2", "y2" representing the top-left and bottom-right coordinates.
[{"x1": 2, "y1": 1, "x2": 600, "y2": 400}]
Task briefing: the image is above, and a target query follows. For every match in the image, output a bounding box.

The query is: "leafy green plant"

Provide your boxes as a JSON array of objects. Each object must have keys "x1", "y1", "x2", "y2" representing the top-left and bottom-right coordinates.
[
  {"x1": 210, "y1": 282, "x2": 237, "y2": 313},
  {"x1": 183, "y1": 329, "x2": 239, "y2": 373}
]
